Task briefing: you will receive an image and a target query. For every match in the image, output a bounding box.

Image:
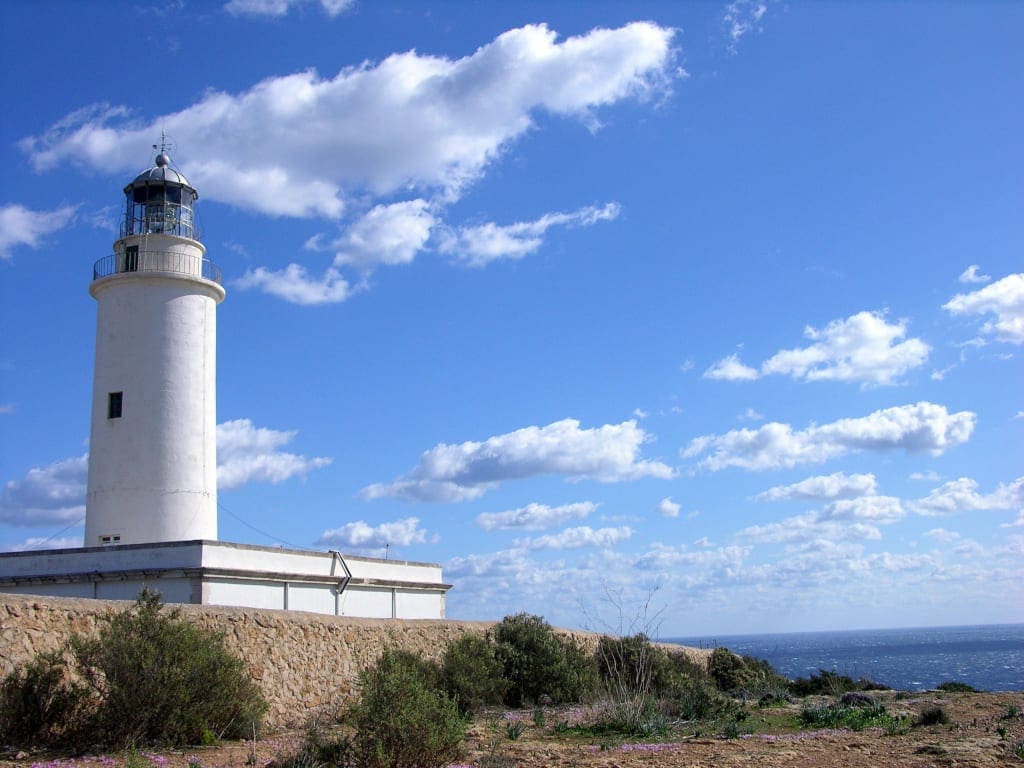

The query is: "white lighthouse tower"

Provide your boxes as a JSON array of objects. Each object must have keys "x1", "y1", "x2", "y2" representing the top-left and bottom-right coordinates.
[
  {"x1": 0, "y1": 145, "x2": 450, "y2": 618},
  {"x1": 84, "y1": 146, "x2": 224, "y2": 546}
]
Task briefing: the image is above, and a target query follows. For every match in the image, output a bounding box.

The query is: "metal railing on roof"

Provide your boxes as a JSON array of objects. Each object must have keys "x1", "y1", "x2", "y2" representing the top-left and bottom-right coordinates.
[{"x1": 93, "y1": 251, "x2": 222, "y2": 284}]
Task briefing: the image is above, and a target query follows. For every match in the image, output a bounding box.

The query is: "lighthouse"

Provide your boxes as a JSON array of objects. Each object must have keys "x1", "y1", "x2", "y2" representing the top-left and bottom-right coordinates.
[
  {"x1": 84, "y1": 147, "x2": 224, "y2": 546},
  {"x1": 0, "y1": 145, "x2": 450, "y2": 619}
]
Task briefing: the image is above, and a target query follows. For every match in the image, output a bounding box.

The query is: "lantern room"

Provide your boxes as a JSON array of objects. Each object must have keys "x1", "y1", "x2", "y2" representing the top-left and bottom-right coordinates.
[{"x1": 122, "y1": 151, "x2": 198, "y2": 240}]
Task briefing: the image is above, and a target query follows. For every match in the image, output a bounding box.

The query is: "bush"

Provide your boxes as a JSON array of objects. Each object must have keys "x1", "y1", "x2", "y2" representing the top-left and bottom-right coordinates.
[
  {"x1": 0, "y1": 650, "x2": 91, "y2": 747},
  {"x1": 348, "y1": 648, "x2": 465, "y2": 768},
  {"x1": 917, "y1": 705, "x2": 950, "y2": 726},
  {"x1": 595, "y1": 633, "x2": 673, "y2": 698},
  {"x1": 708, "y1": 648, "x2": 748, "y2": 693},
  {"x1": 491, "y1": 613, "x2": 596, "y2": 707},
  {"x1": 800, "y1": 700, "x2": 894, "y2": 731},
  {"x1": 1, "y1": 589, "x2": 267, "y2": 750},
  {"x1": 70, "y1": 589, "x2": 267, "y2": 747},
  {"x1": 788, "y1": 668, "x2": 888, "y2": 697},
  {"x1": 440, "y1": 634, "x2": 508, "y2": 715},
  {"x1": 936, "y1": 681, "x2": 978, "y2": 693}
]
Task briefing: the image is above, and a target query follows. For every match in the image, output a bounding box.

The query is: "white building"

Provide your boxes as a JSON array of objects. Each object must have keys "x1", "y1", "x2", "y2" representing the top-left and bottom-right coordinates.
[{"x1": 0, "y1": 148, "x2": 450, "y2": 618}]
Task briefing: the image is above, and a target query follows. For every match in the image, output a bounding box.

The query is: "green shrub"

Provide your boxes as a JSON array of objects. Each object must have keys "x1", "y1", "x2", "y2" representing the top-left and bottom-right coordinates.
[
  {"x1": 276, "y1": 713, "x2": 353, "y2": 768},
  {"x1": 491, "y1": 613, "x2": 596, "y2": 707},
  {"x1": 1, "y1": 589, "x2": 266, "y2": 750},
  {"x1": 69, "y1": 589, "x2": 267, "y2": 748},
  {"x1": 788, "y1": 668, "x2": 888, "y2": 697},
  {"x1": 440, "y1": 634, "x2": 507, "y2": 715},
  {"x1": 800, "y1": 701, "x2": 894, "y2": 731},
  {"x1": 936, "y1": 681, "x2": 978, "y2": 693},
  {"x1": 348, "y1": 648, "x2": 465, "y2": 768},
  {"x1": 0, "y1": 650, "x2": 91, "y2": 747},
  {"x1": 708, "y1": 648, "x2": 748, "y2": 693},
  {"x1": 595, "y1": 633, "x2": 673, "y2": 697},
  {"x1": 916, "y1": 705, "x2": 950, "y2": 726}
]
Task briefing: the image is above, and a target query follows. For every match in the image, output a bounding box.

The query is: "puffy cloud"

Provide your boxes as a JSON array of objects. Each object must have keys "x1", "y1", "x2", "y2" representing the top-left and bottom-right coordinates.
[
  {"x1": 316, "y1": 516, "x2": 429, "y2": 551},
  {"x1": 438, "y1": 203, "x2": 620, "y2": 267},
  {"x1": 22, "y1": 23, "x2": 676, "y2": 217},
  {"x1": 362, "y1": 418, "x2": 674, "y2": 502},
  {"x1": 516, "y1": 525, "x2": 633, "y2": 550},
  {"x1": 909, "y1": 476, "x2": 1024, "y2": 517},
  {"x1": 958, "y1": 265, "x2": 991, "y2": 284},
  {"x1": 738, "y1": 512, "x2": 883, "y2": 545},
  {"x1": 216, "y1": 419, "x2": 332, "y2": 489},
  {"x1": 723, "y1": 0, "x2": 768, "y2": 53},
  {"x1": 707, "y1": 312, "x2": 930, "y2": 386},
  {"x1": 683, "y1": 402, "x2": 975, "y2": 472},
  {"x1": 0, "y1": 454, "x2": 88, "y2": 526},
  {"x1": 225, "y1": 0, "x2": 353, "y2": 18},
  {"x1": 825, "y1": 495, "x2": 905, "y2": 524},
  {"x1": 476, "y1": 501, "x2": 596, "y2": 531},
  {"x1": 657, "y1": 497, "x2": 681, "y2": 517},
  {"x1": 703, "y1": 353, "x2": 759, "y2": 381},
  {"x1": 234, "y1": 264, "x2": 354, "y2": 305},
  {"x1": 943, "y1": 273, "x2": 1024, "y2": 344},
  {"x1": 0, "y1": 203, "x2": 78, "y2": 259},
  {"x1": 0, "y1": 420, "x2": 330, "y2": 527},
  {"x1": 332, "y1": 199, "x2": 437, "y2": 269},
  {"x1": 756, "y1": 472, "x2": 878, "y2": 501}
]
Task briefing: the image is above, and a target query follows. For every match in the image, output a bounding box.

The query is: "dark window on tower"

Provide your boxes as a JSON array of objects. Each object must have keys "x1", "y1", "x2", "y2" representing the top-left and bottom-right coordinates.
[{"x1": 108, "y1": 392, "x2": 123, "y2": 419}]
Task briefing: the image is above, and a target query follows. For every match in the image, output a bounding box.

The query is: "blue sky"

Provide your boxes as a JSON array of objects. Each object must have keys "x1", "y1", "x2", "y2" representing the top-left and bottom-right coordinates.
[{"x1": 0, "y1": 0, "x2": 1021, "y2": 636}]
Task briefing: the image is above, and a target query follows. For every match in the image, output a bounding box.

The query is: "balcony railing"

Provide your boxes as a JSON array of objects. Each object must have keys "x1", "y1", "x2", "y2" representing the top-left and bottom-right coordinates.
[{"x1": 93, "y1": 251, "x2": 222, "y2": 284}]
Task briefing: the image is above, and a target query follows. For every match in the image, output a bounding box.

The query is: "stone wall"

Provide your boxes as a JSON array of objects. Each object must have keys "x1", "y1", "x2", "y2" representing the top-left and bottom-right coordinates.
[{"x1": 0, "y1": 593, "x2": 707, "y2": 729}]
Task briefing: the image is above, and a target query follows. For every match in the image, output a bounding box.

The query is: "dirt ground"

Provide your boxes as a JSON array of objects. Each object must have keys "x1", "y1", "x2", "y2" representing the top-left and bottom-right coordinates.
[{"x1": 3, "y1": 692, "x2": 1022, "y2": 768}]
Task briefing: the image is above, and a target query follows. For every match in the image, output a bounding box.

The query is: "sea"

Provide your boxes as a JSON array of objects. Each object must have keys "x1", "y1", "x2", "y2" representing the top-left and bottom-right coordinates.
[{"x1": 666, "y1": 623, "x2": 1024, "y2": 692}]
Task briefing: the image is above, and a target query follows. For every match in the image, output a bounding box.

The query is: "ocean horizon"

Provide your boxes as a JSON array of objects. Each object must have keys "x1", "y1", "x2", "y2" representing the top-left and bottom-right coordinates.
[{"x1": 665, "y1": 622, "x2": 1024, "y2": 692}]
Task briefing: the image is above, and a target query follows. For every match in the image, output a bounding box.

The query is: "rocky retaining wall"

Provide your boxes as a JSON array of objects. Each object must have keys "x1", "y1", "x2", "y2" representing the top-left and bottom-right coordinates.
[{"x1": 0, "y1": 593, "x2": 707, "y2": 729}]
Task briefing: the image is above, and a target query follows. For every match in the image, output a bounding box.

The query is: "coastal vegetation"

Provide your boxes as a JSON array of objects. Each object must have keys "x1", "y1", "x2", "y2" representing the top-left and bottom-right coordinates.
[{"x1": 2, "y1": 599, "x2": 1022, "y2": 767}]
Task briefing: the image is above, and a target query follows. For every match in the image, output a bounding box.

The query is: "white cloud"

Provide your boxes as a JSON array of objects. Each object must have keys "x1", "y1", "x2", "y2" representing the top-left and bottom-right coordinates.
[
  {"x1": 756, "y1": 472, "x2": 878, "y2": 501},
  {"x1": 516, "y1": 525, "x2": 633, "y2": 550},
  {"x1": 0, "y1": 404, "x2": 13, "y2": 415},
  {"x1": 0, "y1": 420, "x2": 330, "y2": 527},
  {"x1": 703, "y1": 353, "x2": 758, "y2": 381},
  {"x1": 943, "y1": 273, "x2": 1024, "y2": 344},
  {"x1": 476, "y1": 501, "x2": 596, "y2": 531},
  {"x1": 738, "y1": 512, "x2": 882, "y2": 545},
  {"x1": 1001, "y1": 511, "x2": 1024, "y2": 529},
  {"x1": 958, "y1": 265, "x2": 991, "y2": 284},
  {"x1": 710, "y1": 311, "x2": 931, "y2": 386},
  {"x1": 738, "y1": 407, "x2": 764, "y2": 421},
  {"x1": 683, "y1": 401, "x2": 975, "y2": 472},
  {"x1": 657, "y1": 497, "x2": 681, "y2": 518},
  {"x1": 0, "y1": 203, "x2": 78, "y2": 259},
  {"x1": 362, "y1": 418, "x2": 675, "y2": 502},
  {"x1": 910, "y1": 470, "x2": 941, "y2": 482},
  {"x1": 216, "y1": 419, "x2": 332, "y2": 489},
  {"x1": 825, "y1": 495, "x2": 905, "y2": 524},
  {"x1": 22, "y1": 23, "x2": 676, "y2": 218},
  {"x1": 723, "y1": 0, "x2": 768, "y2": 53},
  {"x1": 0, "y1": 453, "x2": 88, "y2": 526},
  {"x1": 925, "y1": 528, "x2": 962, "y2": 543},
  {"x1": 908, "y1": 476, "x2": 1024, "y2": 517},
  {"x1": 316, "y1": 516, "x2": 428, "y2": 551},
  {"x1": 3, "y1": 535, "x2": 83, "y2": 552},
  {"x1": 333, "y1": 199, "x2": 437, "y2": 270},
  {"x1": 225, "y1": 0, "x2": 353, "y2": 18},
  {"x1": 438, "y1": 203, "x2": 620, "y2": 267},
  {"x1": 234, "y1": 264, "x2": 354, "y2": 305}
]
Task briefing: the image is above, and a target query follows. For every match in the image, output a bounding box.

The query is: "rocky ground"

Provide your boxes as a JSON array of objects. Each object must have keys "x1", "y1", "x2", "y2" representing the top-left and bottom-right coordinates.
[{"x1": 3, "y1": 692, "x2": 1022, "y2": 768}]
